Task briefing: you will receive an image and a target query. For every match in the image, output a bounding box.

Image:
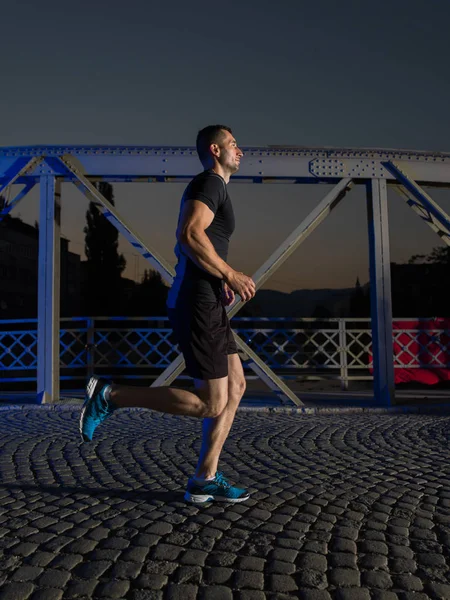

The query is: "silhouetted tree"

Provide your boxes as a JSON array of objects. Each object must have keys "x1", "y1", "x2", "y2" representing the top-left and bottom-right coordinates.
[
  {"x1": 410, "y1": 246, "x2": 450, "y2": 265},
  {"x1": 83, "y1": 183, "x2": 126, "y2": 314},
  {"x1": 399, "y1": 246, "x2": 450, "y2": 316},
  {"x1": 131, "y1": 269, "x2": 168, "y2": 315},
  {"x1": 349, "y1": 276, "x2": 370, "y2": 317}
]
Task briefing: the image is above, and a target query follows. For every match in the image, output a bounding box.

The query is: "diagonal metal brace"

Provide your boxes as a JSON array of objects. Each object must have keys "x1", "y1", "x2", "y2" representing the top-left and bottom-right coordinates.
[
  {"x1": 227, "y1": 177, "x2": 353, "y2": 319},
  {"x1": 0, "y1": 183, "x2": 35, "y2": 222},
  {"x1": 0, "y1": 157, "x2": 43, "y2": 222},
  {"x1": 384, "y1": 161, "x2": 450, "y2": 245},
  {"x1": 0, "y1": 156, "x2": 43, "y2": 195},
  {"x1": 232, "y1": 333, "x2": 304, "y2": 406},
  {"x1": 152, "y1": 330, "x2": 305, "y2": 406},
  {"x1": 56, "y1": 153, "x2": 317, "y2": 404},
  {"x1": 55, "y1": 155, "x2": 175, "y2": 285},
  {"x1": 153, "y1": 178, "x2": 353, "y2": 406},
  {"x1": 44, "y1": 158, "x2": 352, "y2": 406}
]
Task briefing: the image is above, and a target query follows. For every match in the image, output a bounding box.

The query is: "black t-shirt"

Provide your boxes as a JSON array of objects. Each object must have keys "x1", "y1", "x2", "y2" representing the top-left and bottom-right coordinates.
[{"x1": 167, "y1": 170, "x2": 235, "y2": 307}]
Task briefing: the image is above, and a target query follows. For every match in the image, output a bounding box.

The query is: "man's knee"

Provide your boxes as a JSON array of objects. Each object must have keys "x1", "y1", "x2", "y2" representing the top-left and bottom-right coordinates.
[
  {"x1": 203, "y1": 394, "x2": 228, "y2": 418},
  {"x1": 229, "y1": 377, "x2": 246, "y2": 403},
  {"x1": 195, "y1": 385, "x2": 228, "y2": 418}
]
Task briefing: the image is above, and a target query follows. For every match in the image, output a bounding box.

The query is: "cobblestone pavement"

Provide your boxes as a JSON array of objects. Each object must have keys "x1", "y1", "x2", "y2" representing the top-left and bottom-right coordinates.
[{"x1": 1, "y1": 407, "x2": 450, "y2": 600}]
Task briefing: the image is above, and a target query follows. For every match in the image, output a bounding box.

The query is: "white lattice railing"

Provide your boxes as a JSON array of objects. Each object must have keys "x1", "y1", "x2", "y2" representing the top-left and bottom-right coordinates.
[{"x1": 1, "y1": 317, "x2": 449, "y2": 390}]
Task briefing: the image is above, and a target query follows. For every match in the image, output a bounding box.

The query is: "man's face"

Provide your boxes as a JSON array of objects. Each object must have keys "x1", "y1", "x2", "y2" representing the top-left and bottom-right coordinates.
[{"x1": 213, "y1": 130, "x2": 244, "y2": 173}]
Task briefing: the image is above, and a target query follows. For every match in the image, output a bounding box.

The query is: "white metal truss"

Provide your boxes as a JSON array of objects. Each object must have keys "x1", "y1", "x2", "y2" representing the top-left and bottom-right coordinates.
[
  {"x1": 36, "y1": 176, "x2": 61, "y2": 403},
  {"x1": 2, "y1": 145, "x2": 450, "y2": 183},
  {"x1": 3, "y1": 145, "x2": 450, "y2": 405},
  {"x1": 366, "y1": 179, "x2": 395, "y2": 405},
  {"x1": 54, "y1": 160, "x2": 355, "y2": 406},
  {"x1": 56, "y1": 155, "x2": 175, "y2": 285},
  {"x1": 384, "y1": 161, "x2": 450, "y2": 246},
  {"x1": 0, "y1": 156, "x2": 43, "y2": 197}
]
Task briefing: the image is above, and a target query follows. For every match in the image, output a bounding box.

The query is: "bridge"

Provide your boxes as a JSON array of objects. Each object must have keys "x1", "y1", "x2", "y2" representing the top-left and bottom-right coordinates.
[{"x1": 2, "y1": 144, "x2": 450, "y2": 406}]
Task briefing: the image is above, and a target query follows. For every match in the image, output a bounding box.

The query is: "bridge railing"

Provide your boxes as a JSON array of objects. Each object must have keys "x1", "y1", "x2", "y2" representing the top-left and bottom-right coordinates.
[{"x1": 1, "y1": 316, "x2": 449, "y2": 394}]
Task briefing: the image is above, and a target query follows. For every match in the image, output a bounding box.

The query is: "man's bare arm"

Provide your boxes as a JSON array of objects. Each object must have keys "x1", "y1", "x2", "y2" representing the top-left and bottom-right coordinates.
[
  {"x1": 177, "y1": 200, "x2": 255, "y2": 301},
  {"x1": 178, "y1": 200, "x2": 231, "y2": 279}
]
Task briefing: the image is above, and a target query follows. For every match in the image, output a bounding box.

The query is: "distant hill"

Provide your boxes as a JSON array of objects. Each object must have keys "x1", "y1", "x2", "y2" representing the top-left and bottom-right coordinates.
[{"x1": 242, "y1": 287, "x2": 356, "y2": 318}]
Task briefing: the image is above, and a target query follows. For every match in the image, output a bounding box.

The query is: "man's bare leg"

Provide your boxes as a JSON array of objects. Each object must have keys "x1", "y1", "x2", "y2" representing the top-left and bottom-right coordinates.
[
  {"x1": 108, "y1": 377, "x2": 229, "y2": 419},
  {"x1": 195, "y1": 353, "x2": 246, "y2": 478}
]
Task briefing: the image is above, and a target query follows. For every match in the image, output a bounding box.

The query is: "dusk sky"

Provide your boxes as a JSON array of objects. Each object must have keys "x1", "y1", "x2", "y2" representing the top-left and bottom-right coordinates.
[{"x1": 2, "y1": 0, "x2": 450, "y2": 291}]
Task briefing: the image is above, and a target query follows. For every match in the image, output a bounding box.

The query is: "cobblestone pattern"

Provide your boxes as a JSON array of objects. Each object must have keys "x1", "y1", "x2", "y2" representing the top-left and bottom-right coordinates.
[{"x1": 0, "y1": 408, "x2": 450, "y2": 599}]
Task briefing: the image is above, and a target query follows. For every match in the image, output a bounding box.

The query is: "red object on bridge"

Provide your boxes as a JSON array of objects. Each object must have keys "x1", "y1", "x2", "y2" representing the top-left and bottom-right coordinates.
[{"x1": 370, "y1": 319, "x2": 450, "y2": 385}]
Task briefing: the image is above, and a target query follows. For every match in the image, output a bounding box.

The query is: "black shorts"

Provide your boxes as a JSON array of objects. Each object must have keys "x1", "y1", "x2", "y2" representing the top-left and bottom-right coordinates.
[{"x1": 168, "y1": 298, "x2": 238, "y2": 380}]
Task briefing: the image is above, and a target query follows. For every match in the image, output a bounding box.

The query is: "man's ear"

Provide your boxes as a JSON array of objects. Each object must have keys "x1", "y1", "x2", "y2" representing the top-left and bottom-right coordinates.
[{"x1": 210, "y1": 143, "x2": 220, "y2": 157}]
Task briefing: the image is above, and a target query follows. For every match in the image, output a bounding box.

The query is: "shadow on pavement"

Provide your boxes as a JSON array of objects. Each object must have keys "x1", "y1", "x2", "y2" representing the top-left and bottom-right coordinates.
[{"x1": 0, "y1": 482, "x2": 184, "y2": 503}]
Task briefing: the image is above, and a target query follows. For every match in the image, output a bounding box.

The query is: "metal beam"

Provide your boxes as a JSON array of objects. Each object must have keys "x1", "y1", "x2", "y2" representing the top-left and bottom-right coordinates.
[
  {"x1": 393, "y1": 185, "x2": 450, "y2": 244},
  {"x1": 385, "y1": 161, "x2": 450, "y2": 245},
  {"x1": 55, "y1": 155, "x2": 175, "y2": 285},
  {"x1": 152, "y1": 335, "x2": 304, "y2": 407},
  {"x1": 232, "y1": 334, "x2": 304, "y2": 406},
  {"x1": 0, "y1": 183, "x2": 35, "y2": 222},
  {"x1": 55, "y1": 153, "x2": 308, "y2": 404},
  {"x1": 37, "y1": 176, "x2": 61, "y2": 404},
  {"x1": 227, "y1": 178, "x2": 353, "y2": 318},
  {"x1": 1, "y1": 144, "x2": 447, "y2": 406},
  {"x1": 151, "y1": 353, "x2": 187, "y2": 387},
  {"x1": 0, "y1": 156, "x2": 42, "y2": 199},
  {"x1": 2, "y1": 146, "x2": 450, "y2": 183},
  {"x1": 152, "y1": 179, "x2": 353, "y2": 406},
  {"x1": 366, "y1": 179, "x2": 395, "y2": 407}
]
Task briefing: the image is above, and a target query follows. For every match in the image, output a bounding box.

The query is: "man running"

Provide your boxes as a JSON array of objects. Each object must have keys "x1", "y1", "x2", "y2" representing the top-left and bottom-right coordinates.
[{"x1": 80, "y1": 125, "x2": 256, "y2": 503}]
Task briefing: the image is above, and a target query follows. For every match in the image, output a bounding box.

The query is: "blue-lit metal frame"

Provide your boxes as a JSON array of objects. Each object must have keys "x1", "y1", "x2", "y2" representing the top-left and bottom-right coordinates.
[
  {"x1": 2, "y1": 144, "x2": 450, "y2": 405},
  {"x1": 36, "y1": 176, "x2": 61, "y2": 403},
  {"x1": 366, "y1": 179, "x2": 395, "y2": 406}
]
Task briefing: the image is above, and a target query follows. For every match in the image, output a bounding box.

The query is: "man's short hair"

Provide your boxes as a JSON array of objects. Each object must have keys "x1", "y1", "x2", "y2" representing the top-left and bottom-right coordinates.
[{"x1": 196, "y1": 125, "x2": 232, "y2": 165}]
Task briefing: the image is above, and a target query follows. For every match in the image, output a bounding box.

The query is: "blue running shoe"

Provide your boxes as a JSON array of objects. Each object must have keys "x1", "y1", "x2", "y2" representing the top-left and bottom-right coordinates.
[
  {"x1": 184, "y1": 471, "x2": 250, "y2": 504},
  {"x1": 80, "y1": 376, "x2": 116, "y2": 442}
]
